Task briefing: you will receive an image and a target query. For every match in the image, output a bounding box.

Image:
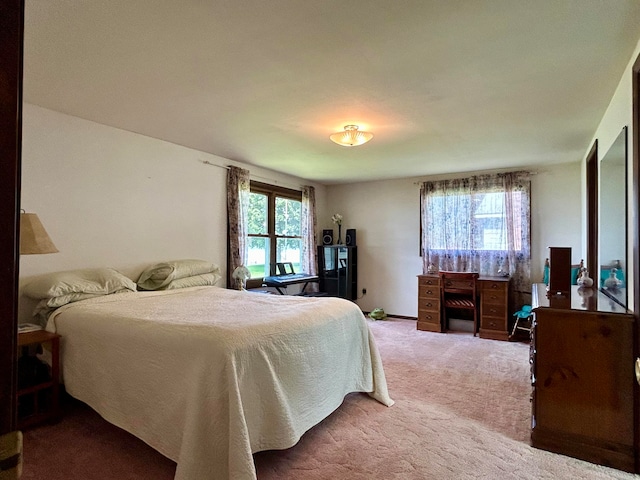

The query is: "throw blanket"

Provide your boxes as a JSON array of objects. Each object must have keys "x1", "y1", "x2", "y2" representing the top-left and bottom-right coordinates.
[{"x1": 46, "y1": 287, "x2": 393, "y2": 480}]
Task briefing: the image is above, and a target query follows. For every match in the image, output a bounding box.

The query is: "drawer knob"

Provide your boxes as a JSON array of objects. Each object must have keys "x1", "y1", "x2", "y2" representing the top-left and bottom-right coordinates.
[{"x1": 425, "y1": 302, "x2": 432, "y2": 307}]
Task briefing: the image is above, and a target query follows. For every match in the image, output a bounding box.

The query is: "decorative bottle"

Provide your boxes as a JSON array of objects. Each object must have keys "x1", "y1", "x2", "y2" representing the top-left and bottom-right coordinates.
[
  {"x1": 577, "y1": 268, "x2": 593, "y2": 288},
  {"x1": 604, "y1": 268, "x2": 622, "y2": 289}
]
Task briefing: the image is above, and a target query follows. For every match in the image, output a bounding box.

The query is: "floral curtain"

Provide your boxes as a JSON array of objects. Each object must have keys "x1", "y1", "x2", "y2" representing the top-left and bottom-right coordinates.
[
  {"x1": 301, "y1": 186, "x2": 318, "y2": 291},
  {"x1": 226, "y1": 166, "x2": 250, "y2": 289},
  {"x1": 420, "y1": 171, "x2": 531, "y2": 308}
]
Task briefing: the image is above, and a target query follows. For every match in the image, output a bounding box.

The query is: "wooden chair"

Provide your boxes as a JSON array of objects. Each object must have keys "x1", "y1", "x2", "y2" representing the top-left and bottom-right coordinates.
[{"x1": 439, "y1": 271, "x2": 480, "y2": 336}]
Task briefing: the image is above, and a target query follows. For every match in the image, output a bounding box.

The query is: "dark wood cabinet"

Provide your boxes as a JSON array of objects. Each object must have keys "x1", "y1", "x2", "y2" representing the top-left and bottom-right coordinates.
[
  {"x1": 317, "y1": 246, "x2": 357, "y2": 300},
  {"x1": 531, "y1": 284, "x2": 635, "y2": 472}
]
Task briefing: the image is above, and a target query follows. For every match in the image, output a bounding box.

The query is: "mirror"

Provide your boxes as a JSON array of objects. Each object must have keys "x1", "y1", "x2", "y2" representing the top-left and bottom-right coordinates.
[{"x1": 599, "y1": 126, "x2": 627, "y2": 307}]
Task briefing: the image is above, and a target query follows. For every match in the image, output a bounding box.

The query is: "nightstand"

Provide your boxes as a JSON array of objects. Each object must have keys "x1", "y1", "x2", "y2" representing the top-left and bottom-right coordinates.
[{"x1": 17, "y1": 330, "x2": 61, "y2": 429}]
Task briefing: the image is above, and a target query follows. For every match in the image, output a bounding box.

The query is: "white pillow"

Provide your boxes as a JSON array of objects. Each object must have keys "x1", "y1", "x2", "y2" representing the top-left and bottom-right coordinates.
[
  {"x1": 163, "y1": 272, "x2": 221, "y2": 290},
  {"x1": 137, "y1": 259, "x2": 220, "y2": 290},
  {"x1": 23, "y1": 268, "x2": 137, "y2": 299}
]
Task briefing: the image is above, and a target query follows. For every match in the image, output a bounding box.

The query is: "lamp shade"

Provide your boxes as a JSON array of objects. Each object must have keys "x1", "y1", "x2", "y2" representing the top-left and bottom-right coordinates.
[
  {"x1": 20, "y1": 212, "x2": 58, "y2": 254},
  {"x1": 329, "y1": 125, "x2": 373, "y2": 147}
]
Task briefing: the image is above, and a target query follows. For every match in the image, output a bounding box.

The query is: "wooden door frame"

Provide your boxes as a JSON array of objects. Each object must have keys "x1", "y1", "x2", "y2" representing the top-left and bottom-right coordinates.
[
  {"x1": 586, "y1": 140, "x2": 598, "y2": 276},
  {"x1": 0, "y1": 0, "x2": 23, "y2": 435},
  {"x1": 633, "y1": 50, "x2": 640, "y2": 473}
]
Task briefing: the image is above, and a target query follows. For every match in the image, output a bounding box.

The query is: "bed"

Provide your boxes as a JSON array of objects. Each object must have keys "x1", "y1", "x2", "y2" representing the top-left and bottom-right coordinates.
[{"x1": 43, "y1": 285, "x2": 393, "y2": 480}]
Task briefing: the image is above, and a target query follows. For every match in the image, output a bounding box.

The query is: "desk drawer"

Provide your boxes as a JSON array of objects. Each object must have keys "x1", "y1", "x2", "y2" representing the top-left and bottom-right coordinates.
[
  {"x1": 418, "y1": 275, "x2": 440, "y2": 287},
  {"x1": 418, "y1": 310, "x2": 440, "y2": 323},
  {"x1": 481, "y1": 301, "x2": 507, "y2": 319},
  {"x1": 418, "y1": 297, "x2": 440, "y2": 312},
  {"x1": 482, "y1": 280, "x2": 508, "y2": 294},
  {"x1": 442, "y1": 278, "x2": 475, "y2": 290},
  {"x1": 419, "y1": 285, "x2": 440, "y2": 299},
  {"x1": 481, "y1": 316, "x2": 506, "y2": 331},
  {"x1": 482, "y1": 289, "x2": 506, "y2": 305}
]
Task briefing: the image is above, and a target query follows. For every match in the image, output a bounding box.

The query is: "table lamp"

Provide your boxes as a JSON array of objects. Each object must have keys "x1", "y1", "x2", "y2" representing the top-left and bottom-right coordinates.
[{"x1": 20, "y1": 211, "x2": 58, "y2": 255}]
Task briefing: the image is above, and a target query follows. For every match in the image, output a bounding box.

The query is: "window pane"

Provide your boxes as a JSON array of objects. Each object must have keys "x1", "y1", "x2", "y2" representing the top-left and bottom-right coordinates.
[
  {"x1": 275, "y1": 197, "x2": 301, "y2": 236},
  {"x1": 248, "y1": 192, "x2": 268, "y2": 235},
  {"x1": 426, "y1": 190, "x2": 522, "y2": 252},
  {"x1": 247, "y1": 236, "x2": 270, "y2": 278},
  {"x1": 277, "y1": 237, "x2": 301, "y2": 273},
  {"x1": 473, "y1": 192, "x2": 507, "y2": 250}
]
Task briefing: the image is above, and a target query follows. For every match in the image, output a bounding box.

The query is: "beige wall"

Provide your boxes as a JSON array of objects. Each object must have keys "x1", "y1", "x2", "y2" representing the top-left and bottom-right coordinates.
[
  {"x1": 585, "y1": 39, "x2": 640, "y2": 310},
  {"x1": 19, "y1": 104, "x2": 326, "y2": 321},
  {"x1": 21, "y1": 103, "x2": 584, "y2": 322},
  {"x1": 22, "y1": 35, "x2": 639, "y2": 322},
  {"x1": 322, "y1": 162, "x2": 582, "y2": 317}
]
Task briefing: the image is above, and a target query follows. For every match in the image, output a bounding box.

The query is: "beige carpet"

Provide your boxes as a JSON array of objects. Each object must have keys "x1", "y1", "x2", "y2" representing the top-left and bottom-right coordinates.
[
  {"x1": 22, "y1": 318, "x2": 639, "y2": 479},
  {"x1": 256, "y1": 319, "x2": 637, "y2": 479}
]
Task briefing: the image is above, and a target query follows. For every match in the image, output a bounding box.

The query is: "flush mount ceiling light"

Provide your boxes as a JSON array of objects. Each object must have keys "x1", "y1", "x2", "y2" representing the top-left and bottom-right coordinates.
[{"x1": 329, "y1": 125, "x2": 373, "y2": 147}]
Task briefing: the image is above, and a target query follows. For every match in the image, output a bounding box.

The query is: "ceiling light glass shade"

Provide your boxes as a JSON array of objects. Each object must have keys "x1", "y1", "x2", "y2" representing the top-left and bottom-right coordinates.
[
  {"x1": 329, "y1": 125, "x2": 373, "y2": 147},
  {"x1": 20, "y1": 212, "x2": 58, "y2": 254}
]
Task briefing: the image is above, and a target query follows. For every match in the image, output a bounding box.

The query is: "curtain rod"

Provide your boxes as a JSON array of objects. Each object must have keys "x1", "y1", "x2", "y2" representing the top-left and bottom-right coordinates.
[
  {"x1": 412, "y1": 170, "x2": 540, "y2": 186},
  {"x1": 199, "y1": 159, "x2": 305, "y2": 190}
]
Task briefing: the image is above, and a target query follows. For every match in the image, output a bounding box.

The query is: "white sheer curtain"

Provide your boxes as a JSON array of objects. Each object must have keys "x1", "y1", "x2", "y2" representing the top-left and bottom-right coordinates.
[
  {"x1": 420, "y1": 171, "x2": 531, "y2": 307},
  {"x1": 226, "y1": 166, "x2": 250, "y2": 289}
]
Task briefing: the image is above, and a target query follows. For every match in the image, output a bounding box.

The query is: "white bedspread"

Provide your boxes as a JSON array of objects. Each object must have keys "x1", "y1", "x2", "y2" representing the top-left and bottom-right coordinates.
[{"x1": 45, "y1": 286, "x2": 393, "y2": 480}]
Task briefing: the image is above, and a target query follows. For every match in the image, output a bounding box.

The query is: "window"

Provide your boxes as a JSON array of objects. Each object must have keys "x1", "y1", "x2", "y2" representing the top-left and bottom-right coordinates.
[
  {"x1": 246, "y1": 181, "x2": 302, "y2": 286},
  {"x1": 426, "y1": 190, "x2": 524, "y2": 252},
  {"x1": 420, "y1": 172, "x2": 530, "y2": 280}
]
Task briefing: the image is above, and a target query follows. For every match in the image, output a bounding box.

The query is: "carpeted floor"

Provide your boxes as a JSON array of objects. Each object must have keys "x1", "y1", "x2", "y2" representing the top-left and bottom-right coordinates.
[{"x1": 20, "y1": 318, "x2": 639, "y2": 479}]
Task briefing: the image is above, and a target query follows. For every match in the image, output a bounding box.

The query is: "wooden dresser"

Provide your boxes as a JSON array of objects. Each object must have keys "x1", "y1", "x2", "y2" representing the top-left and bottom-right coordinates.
[
  {"x1": 531, "y1": 283, "x2": 635, "y2": 472},
  {"x1": 417, "y1": 274, "x2": 510, "y2": 340}
]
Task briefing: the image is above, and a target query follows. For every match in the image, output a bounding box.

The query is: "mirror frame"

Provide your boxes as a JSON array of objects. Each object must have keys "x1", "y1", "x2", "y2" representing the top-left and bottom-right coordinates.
[{"x1": 598, "y1": 126, "x2": 628, "y2": 307}]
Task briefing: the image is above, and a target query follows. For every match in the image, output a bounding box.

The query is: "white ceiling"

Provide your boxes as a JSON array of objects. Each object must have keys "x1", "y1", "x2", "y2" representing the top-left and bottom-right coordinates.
[{"x1": 23, "y1": 0, "x2": 640, "y2": 185}]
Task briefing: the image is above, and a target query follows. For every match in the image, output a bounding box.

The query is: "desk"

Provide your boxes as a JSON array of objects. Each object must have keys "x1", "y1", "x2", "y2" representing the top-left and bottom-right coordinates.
[
  {"x1": 262, "y1": 273, "x2": 319, "y2": 295},
  {"x1": 417, "y1": 274, "x2": 511, "y2": 340}
]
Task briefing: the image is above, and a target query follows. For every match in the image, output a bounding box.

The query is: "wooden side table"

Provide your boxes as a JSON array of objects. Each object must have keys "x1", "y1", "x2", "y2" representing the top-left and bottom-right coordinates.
[{"x1": 17, "y1": 330, "x2": 61, "y2": 429}]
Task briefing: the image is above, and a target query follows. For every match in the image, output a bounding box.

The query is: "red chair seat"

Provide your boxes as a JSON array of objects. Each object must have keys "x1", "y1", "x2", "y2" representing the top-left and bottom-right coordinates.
[{"x1": 445, "y1": 298, "x2": 475, "y2": 308}]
